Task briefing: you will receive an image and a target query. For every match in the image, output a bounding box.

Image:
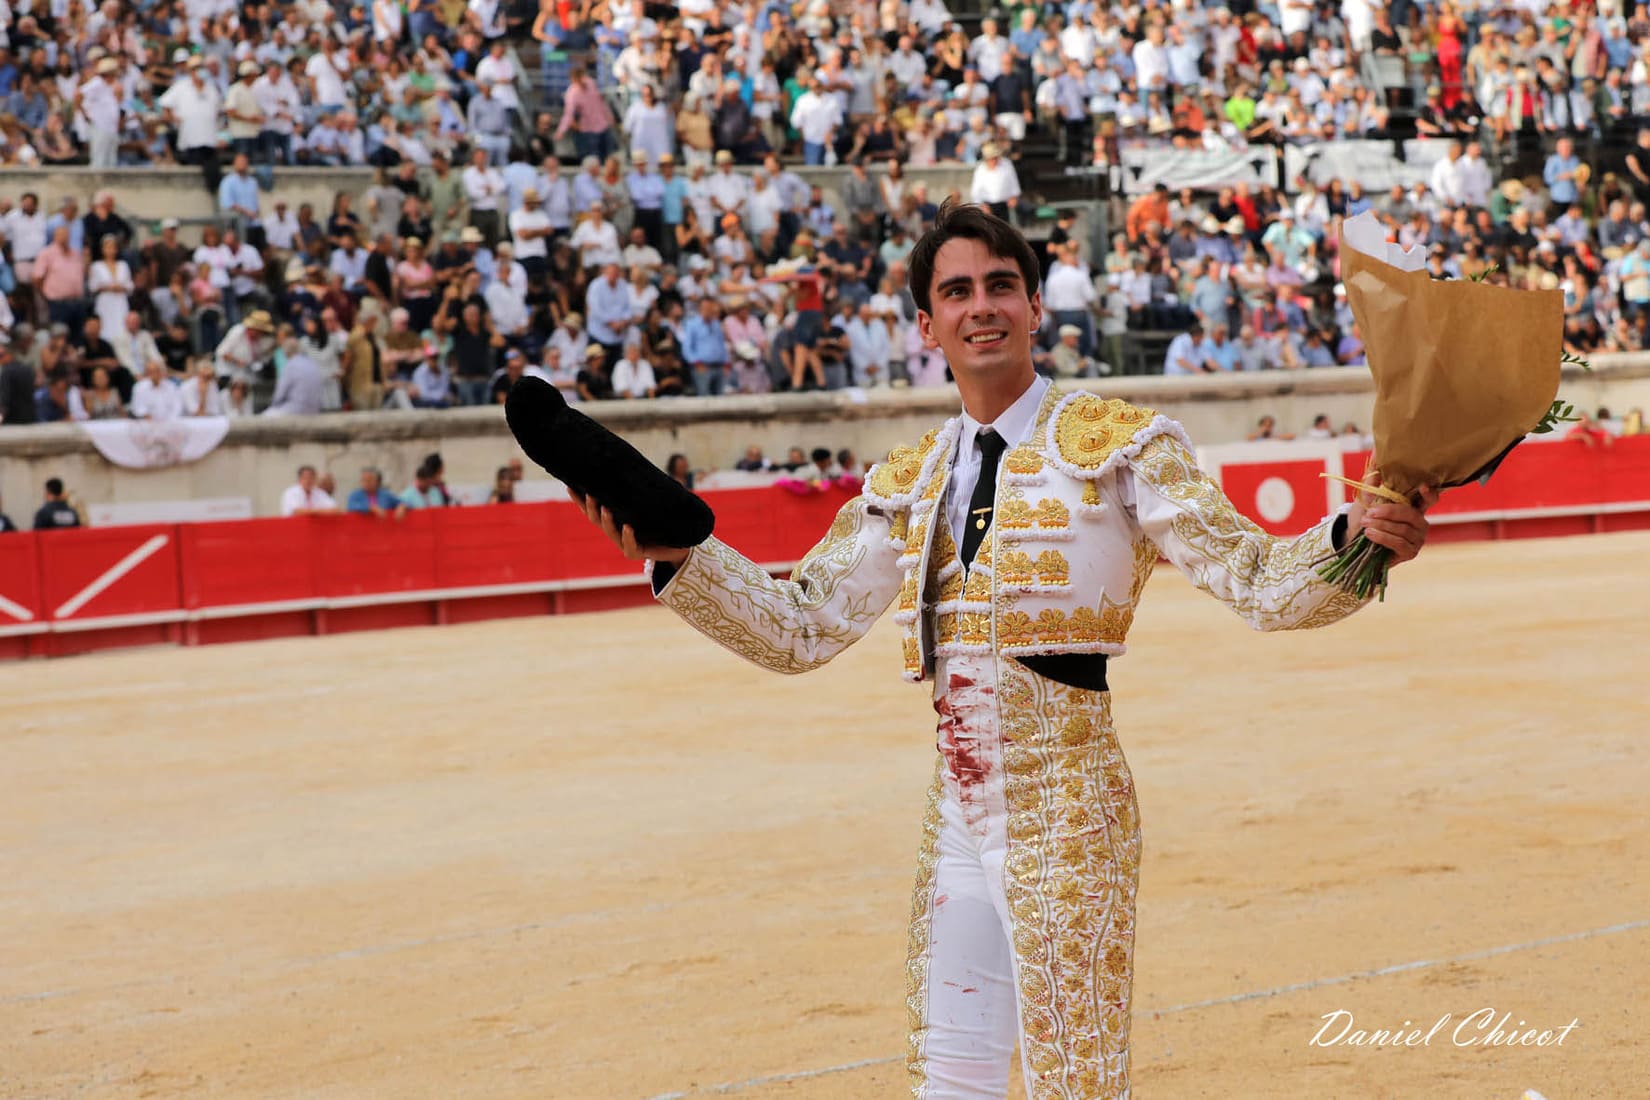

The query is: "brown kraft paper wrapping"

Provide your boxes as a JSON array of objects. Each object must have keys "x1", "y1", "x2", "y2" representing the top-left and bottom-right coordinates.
[{"x1": 1340, "y1": 237, "x2": 1565, "y2": 498}]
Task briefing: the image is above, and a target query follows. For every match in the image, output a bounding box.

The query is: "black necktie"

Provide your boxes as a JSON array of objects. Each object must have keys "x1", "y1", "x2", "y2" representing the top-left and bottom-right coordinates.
[{"x1": 960, "y1": 429, "x2": 1007, "y2": 567}]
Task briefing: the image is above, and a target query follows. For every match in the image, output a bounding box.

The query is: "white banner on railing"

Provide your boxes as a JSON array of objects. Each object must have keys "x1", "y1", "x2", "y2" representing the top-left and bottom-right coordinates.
[
  {"x1": 1283, "y1": 140, "x2": 1448, "y2": 192},
  {"x1": 80, "y1": 417, "x2": 231, "y2": 469},
  {"x1": 1118, "y1": 147, "x2": 1278, "y2": 194}
]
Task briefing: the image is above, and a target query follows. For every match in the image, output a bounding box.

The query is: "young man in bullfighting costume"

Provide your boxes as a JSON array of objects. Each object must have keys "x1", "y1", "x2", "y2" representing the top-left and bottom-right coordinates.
[{"x1": 573, "y1": 201, "x2": 1435, "y2": 1099}]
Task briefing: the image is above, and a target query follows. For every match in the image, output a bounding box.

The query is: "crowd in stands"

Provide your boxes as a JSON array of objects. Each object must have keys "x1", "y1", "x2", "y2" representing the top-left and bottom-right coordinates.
[{"x1": 10, "y1": 0, "x2": 1650, "y2": 426}]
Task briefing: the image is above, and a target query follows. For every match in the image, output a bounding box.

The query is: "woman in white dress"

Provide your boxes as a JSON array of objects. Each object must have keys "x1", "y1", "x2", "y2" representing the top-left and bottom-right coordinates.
[{"x1": 87, "y1": 234, "x2": 133, "y2": 337}]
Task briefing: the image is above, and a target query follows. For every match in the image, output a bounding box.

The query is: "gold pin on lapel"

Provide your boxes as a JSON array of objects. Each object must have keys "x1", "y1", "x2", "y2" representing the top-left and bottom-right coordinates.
[{"x1": 972, "y1": 507, "x2": 992, "y2": 530}]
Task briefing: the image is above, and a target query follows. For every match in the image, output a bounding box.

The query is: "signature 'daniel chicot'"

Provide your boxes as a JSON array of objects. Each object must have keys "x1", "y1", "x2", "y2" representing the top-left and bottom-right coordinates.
[{"x1": 1311, "y1": 1008, "x2": 1580, "y2": 1049}]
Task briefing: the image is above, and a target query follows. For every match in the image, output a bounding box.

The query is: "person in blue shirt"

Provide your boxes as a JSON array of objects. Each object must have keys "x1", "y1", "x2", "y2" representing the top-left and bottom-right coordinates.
[
  {"x1": 346, "y1": 467, "x2": 406, "y2": 517},
  {"x1": 1202, "y1": 323, "x2": 1241, "y2": 371},
  {"x1": 400, "y1": 459, "x2": 448, "y2": 510},
  {"x1": 681, "y1": 297, "x2": 729, "y2": 396},
  {"x1": 217, "y1": 153, "x2": 263, "y2": 244},
  {"x1": 1543, "y1": 137, "x2": 1582, "y2": 206}
]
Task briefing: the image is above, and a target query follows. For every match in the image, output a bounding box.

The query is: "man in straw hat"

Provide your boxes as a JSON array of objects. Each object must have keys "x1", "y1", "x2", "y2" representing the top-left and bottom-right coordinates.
[
  {"x1": 214, "y1": 309, "x2": 278, "y2": 394},
  {"x1": 76, "y1": 55, "x2": 124, "y2": 168},
  {"x1": 567, "y1": 200, "x2": 1436, "y2": 1099}
]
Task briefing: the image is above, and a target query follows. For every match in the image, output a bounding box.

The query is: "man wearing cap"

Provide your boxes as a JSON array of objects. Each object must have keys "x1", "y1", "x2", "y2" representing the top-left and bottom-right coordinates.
[
  {"x1": 653, "y1": 152, "x2": 685, "y2": 263},
  {"x1": 626, "y1": 151, "x2": 666, "y2": 251},
  {"x1": 159, "y1": 55, "x2": 222, "y2": 166},
  {"x1": 969, "y1": 143, "x2": 1021, "y2": 224},
  {"x1": 508, "y1": 187, "x2": 553, "y2": 278},
  {"x1": 76, "y1": 56, "x2": 123, "y2": 168},
  {"x1": 707, "y1": 149, "x2": 751, "y2": 224},
  {"x1": 571, "y1": 202, "x2": 621, "y2": 270},
  {"x1": 548, "y1": 312, "x2": 590, "y2": 368},
  {"x1": 575, "y1": 343, "x2": 615, "y2": 401},
  {"x1": 224, "y1": 60, "x2": 265, "y2": 158},
  {"x1": 215, "y1": 310, "x2": 277, "y2": 391}
]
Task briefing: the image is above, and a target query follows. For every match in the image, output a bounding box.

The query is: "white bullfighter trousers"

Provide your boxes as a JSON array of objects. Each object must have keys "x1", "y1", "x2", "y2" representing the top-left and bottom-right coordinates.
[{"x1": 904, "y1": 653, "x2": 1142, "y2": 1100}]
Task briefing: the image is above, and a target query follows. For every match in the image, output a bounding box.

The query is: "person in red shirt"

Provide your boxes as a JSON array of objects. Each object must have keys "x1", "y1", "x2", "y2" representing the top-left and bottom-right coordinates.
[{"x1": 761, "y1": 262, "x2": 827, "y2": 390}]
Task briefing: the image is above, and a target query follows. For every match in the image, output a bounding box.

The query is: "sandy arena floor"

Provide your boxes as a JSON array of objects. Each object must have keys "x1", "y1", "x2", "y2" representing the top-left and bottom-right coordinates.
[{"x1": 4, "y1": 532, "x2": 1648, "y2": 1100}]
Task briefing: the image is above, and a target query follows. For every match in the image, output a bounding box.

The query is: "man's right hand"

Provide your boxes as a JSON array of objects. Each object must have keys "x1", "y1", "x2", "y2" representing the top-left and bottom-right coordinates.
[{"x1": 572, "y1": 489, "x2": 690, "y2": 565}]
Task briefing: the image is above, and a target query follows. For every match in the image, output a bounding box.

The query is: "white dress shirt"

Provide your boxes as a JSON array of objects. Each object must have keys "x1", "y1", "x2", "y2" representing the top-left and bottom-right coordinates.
[
  {"x1": 279, "y1": 483, "x2": 337, "y2": 516},
  {"x1": 947, "y1": 373, "x2": 1051, "y2": 549}
]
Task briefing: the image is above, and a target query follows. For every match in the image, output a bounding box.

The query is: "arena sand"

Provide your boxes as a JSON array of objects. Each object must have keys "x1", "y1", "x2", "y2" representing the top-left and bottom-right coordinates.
[{"x1": 4, "y1": 531, "x2": 1648, "y2": 1099}]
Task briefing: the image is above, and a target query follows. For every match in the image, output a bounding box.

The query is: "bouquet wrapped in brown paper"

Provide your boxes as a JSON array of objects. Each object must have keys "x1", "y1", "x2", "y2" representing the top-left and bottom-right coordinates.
[{"x1": 1322, "y1": 212, "x2": 1571, "y2": 598}]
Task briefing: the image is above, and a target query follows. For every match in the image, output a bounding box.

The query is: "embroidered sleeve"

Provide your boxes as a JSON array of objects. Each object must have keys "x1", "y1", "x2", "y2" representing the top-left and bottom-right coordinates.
[
  {"x1": 1122, "y1": 433, "x2": 1369, "y2": 631},
  {"x1": 650, "y1": 495, "x2": 903, "y2": 674}
]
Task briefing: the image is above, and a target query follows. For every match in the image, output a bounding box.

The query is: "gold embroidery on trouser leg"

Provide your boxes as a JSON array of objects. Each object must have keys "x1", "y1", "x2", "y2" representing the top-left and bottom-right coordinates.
[
  {"x1": 999, "y1": 668, "x2": 1142, "y2": 1098},
  {"x1": 905, "y1": 756, "x2": 946, "y2": 1096}
]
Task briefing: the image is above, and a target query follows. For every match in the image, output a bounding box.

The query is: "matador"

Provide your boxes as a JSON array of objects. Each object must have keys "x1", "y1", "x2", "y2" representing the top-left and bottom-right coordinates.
[{"x1": 575, "y1": 201, "x2": 1434, "y2": 1099}]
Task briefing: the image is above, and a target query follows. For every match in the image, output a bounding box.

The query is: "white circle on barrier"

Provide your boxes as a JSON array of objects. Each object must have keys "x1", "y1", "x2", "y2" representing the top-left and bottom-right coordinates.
[{"x1": 1255, "y1": 477, "x2": 1295, "y2": 524}]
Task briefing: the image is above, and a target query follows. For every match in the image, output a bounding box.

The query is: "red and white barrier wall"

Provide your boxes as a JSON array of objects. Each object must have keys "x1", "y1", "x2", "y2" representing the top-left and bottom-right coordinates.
[{"x1": 2, "y1": 437, "x2": 1647, "y2": 660}]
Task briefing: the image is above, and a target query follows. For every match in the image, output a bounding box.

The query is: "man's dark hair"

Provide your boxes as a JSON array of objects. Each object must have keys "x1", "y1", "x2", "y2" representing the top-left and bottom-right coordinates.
[
  {"x1": 811, "y1": 447, "x2": 832, "y2": 463},
  {"x1": 298, "y1": 464, "x2": 316, "y2": 476},
  {"x1": 906, "y1": 198, "x2": 1041, "y2": 316},
  {"x1": 45, "y1": 478, "x2": 64, "y2": 496}
]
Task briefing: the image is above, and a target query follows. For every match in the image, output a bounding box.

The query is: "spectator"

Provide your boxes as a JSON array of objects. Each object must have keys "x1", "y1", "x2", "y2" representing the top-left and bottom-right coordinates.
[
  {"x1": 159, "y1": 57, "x2": 222, "y2": 167},
  {"x1": 180, "y1": 359, "x2": 226, "y2": 418},
  {"x1": 557, "y1": 67, "x2": 616, "y2": 163},
  {"x1": 611, "y1": 336, "x2": 658, "y2": 399},
  {"x1": 35, "y1": 370, "x2": 87, "y2": 423},
  {"x1": 665, "y1": 452, "x2": 695, "y2": 490},
  {"x1": 486, "y1": 466, "x2": 516, "y2": 504},
  {"x1": 33, "y1": 478, "x2": 81, "y2": 530},
  {"x1": 401, "y1": 459, "x2": 448, "y2": 509},
  {"x1": 129, "y1": 359, "x2": 185, "y2": 421},
  {"x1": 348, "y1": 465, "x2": 405, "y2": 517},
  {"x1": 280, "y1": 465, "x2": 338, "y2": 516},
  {"x1": 1163, "y1": 322, "x2": 1209, "y2": 376},
  {"x1": 0, "y1": 339, "x2": 37, "y2": 426},
  {"x1": 683, "y1": 296, "x2": 729, "y2": 396},
  {"x1": 35, "y1": 226, "x2": 87, "y2": 331},
  {"x1": 576, "y1": 344, "x2": 614, "y2": 401},
  {"x1": 263, "y1": 334, "x2": 326, "y2": 416}
]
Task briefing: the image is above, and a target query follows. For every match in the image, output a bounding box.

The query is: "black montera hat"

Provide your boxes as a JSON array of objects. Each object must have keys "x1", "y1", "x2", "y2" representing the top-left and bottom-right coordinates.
[{"x1": 505, "y1": 378, "x2": 714, "y2": 549}]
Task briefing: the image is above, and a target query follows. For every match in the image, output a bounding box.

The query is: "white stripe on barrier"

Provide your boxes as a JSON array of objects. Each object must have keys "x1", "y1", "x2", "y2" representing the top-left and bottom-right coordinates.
[
  {"x1": 53, "y1": 534, "x2": 171, "y2": 620},
  {"x1": 1430, "y1": 500, "x2": 1650, "y2": 524},
  {"x1": 48, "y1": 609, "x2": 189, "y2": 634},
  {"x1": 0, "y1": 592, "x2": 35, "y2": 622}
]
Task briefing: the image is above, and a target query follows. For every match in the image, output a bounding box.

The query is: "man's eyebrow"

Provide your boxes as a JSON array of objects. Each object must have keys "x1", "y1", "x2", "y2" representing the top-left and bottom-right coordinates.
[{"x1": 935, "y1": 268, "x2": 1023, "y2": 294}]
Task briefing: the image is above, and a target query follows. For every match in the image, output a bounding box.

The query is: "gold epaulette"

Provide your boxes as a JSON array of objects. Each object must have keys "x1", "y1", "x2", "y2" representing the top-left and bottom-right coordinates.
[{"x1": 1049, "y1": 394, "x2": 1159, "y2": 475}]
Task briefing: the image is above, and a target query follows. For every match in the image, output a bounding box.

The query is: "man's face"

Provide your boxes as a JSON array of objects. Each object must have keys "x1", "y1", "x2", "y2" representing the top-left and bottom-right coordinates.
[
  {"x1": 299, "y1": 469, "x2": 316, "y2": 491},
  {"x1": 916, "y1": 238, "x2": 1040, "y2": 384}
]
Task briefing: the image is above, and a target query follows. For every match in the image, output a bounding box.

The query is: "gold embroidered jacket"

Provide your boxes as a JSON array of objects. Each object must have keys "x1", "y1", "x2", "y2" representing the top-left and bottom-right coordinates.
[{"x1": 652, "y1": 387, "x2": 1368, "y2": 679}]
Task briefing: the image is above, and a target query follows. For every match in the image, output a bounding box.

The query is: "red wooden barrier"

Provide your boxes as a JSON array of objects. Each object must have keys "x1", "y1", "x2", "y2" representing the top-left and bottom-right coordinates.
[
  {"x1": 0, "y1": 532, "x2": 45, "y2": 659},
  {"x1": 0, "y1": 445, "x2": 1643, "y2": 661}
]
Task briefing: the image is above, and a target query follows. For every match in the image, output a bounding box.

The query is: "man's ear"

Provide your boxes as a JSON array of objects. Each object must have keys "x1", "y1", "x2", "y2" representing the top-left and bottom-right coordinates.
[
  {"x1": 1028, "y1": 289, "x2": 1043, "y2": 341},
  {"x1": 916, "y1": 309, "x2": 940, "y2": 350}
]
